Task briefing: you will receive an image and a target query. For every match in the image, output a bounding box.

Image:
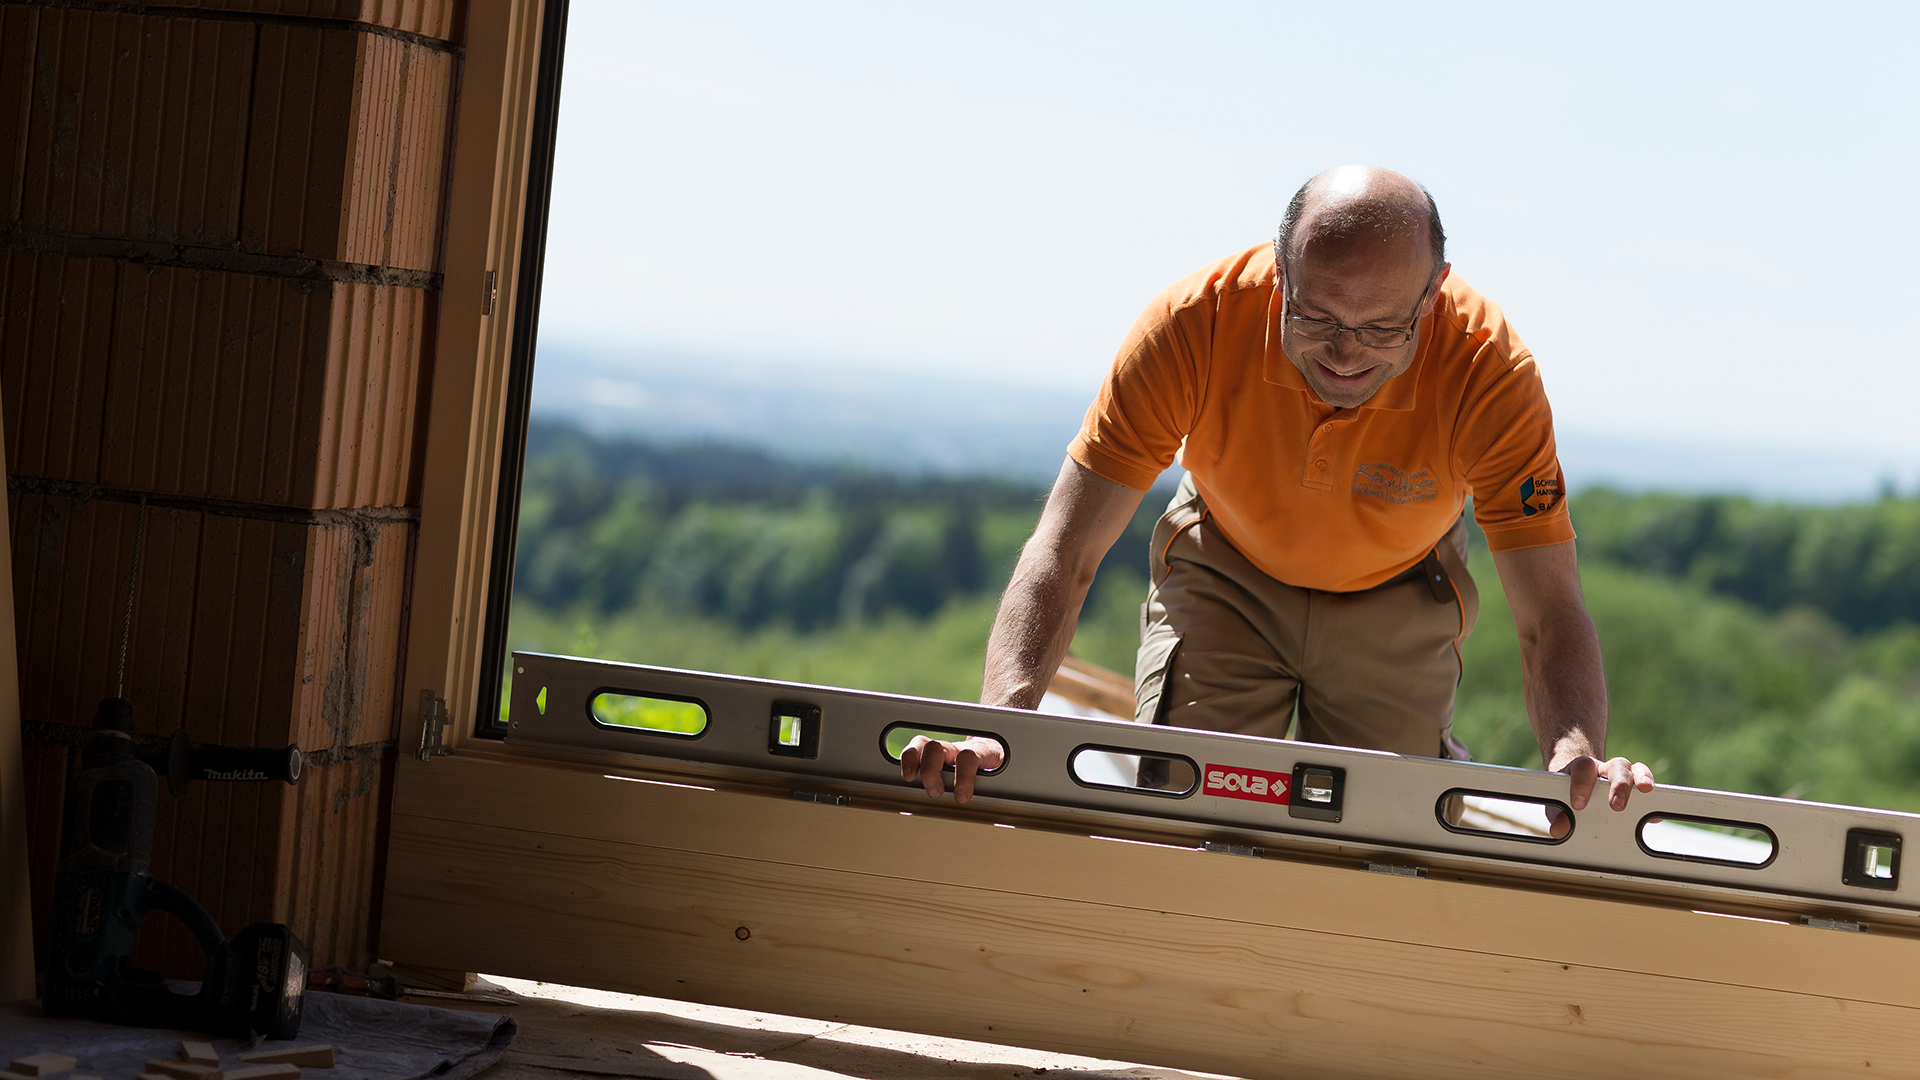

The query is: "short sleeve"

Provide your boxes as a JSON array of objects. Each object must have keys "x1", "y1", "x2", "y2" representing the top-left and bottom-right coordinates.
[
  {"x1": 1455, "y1": 353, "x2": 1576, "y2": 552},
  {"x1": 1067, "y1": 289, "x2": 1207, "y2": 492}
]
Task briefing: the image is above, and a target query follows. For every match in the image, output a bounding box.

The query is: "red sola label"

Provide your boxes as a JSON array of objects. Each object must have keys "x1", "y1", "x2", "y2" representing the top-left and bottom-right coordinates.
[{"x1": 1202, "y1": 763, "x2": 1290, "y2": 805}]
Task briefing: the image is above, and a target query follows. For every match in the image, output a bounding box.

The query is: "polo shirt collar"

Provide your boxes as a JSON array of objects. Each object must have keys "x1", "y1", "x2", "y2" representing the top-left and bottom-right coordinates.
[{"x1": 1261, "y1": 278, "x2": 1428, "y2": 412}]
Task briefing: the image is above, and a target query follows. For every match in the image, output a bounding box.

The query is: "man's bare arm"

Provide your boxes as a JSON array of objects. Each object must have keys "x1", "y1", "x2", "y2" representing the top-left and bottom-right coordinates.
[
  {"x1": 981, "y1": 458, "x2": 1147, "y2": 709},
  {"x1": 899, "y1": 457, "x2": 1146, "y2": 801},
  {"x1": 1491, "y1": 540, "x2": 1654, "y2": 831}
]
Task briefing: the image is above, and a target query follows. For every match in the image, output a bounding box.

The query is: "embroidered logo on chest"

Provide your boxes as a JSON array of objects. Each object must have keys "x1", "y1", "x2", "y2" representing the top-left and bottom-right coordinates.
[{"x1": 1353, "y1": 463, "x2": 1437, "y2": 504}]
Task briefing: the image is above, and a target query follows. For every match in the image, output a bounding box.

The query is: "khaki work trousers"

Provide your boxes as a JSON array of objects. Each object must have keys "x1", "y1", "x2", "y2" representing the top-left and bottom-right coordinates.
[{"x1": 1134, "y1": 474, "x2": 1479, "y2": 759}]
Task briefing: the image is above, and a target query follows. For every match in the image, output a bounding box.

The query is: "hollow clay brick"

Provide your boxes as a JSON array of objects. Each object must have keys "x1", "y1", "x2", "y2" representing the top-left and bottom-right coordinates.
[
  {"x1": 11, "y1": 9, "x2": 253, "y2": 247},
  {"x1": 162, "y1": 0, "x2": 460, "y2": 42},
  {"x1": 0, "y1": 252, "x2": 115, "y2": 485}
]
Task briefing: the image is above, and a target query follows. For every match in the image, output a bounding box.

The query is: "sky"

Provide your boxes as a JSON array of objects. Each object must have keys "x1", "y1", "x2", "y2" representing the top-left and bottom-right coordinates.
[{"x1": 537, "y1": 1, "x2": 1920, "y2": 471}]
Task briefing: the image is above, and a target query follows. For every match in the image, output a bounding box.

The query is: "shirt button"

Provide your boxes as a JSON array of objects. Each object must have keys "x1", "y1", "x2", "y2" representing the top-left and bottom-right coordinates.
[{"x1": 1321, "y1": 424, "x2": 1333, "y2": 433}]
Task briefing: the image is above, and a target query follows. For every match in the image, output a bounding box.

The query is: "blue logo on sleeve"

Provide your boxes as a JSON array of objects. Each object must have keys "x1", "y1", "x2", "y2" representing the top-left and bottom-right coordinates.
[{"x1": 1520, "y1": 475, "x2": 1562, "y2": 517}]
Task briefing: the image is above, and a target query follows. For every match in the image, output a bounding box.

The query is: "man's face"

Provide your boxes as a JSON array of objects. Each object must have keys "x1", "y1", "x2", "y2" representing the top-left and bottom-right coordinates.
[{"x1": 1278, "y1": 233, "x2": 1448, "y2": 410}]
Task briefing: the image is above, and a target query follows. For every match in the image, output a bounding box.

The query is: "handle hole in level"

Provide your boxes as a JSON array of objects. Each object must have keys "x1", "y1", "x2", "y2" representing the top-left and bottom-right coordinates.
[
  {"x1": 1637, "y1": 814, "x2": 1777, "y2": 868},
  {"x1": 1068, "y1": 744, "x2": 1198, "y2": 798},
  {"x1": 588, "y1": 690, "x2": 709, "y2": 737},
  {"x1": 1436, "y1": 790, "x2": 1571, "y2": 845},
  {"x1": 880, "y1": 724, "x2": 1007, "y2": 775}
]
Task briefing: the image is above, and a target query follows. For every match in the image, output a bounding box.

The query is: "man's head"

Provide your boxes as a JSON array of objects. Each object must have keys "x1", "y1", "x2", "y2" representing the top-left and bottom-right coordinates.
[{"x1": 1274, "y1": 166, "x2": 1450, "y2": 409}]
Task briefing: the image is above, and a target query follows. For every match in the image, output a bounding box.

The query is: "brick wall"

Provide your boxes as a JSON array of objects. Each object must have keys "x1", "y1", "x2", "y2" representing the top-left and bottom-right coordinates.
[{"x1": 0, "y1": 0, "x2": 464, "y2": 974}]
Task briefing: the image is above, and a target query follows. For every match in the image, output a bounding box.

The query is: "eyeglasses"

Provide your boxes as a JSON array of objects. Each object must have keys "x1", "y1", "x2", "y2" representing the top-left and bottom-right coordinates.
[
  {"x1": 1276, "y1": 245, "x2": 1432, "y2": 351},
  {"x1": 1284, "y1": 314, "x2": 1418, "y2": 350}
]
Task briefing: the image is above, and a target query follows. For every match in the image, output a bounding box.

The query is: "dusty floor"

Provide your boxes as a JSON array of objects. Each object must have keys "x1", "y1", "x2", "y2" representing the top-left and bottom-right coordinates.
[{"x1": 458, "y1": 976, "x2": 1240, "y2": 1080}]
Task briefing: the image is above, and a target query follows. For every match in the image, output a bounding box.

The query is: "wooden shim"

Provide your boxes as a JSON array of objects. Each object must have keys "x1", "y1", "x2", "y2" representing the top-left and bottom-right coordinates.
[
  {"x1": 178, "y1": 1042, "x2": 220, "y2": 1066},
  {"x1": 237, "y1": 1045, "x2": 332, "y2": 1067},
  {"x1": 388, "y1": 750, "x2": 1920, "y2": 1008},
  {"x1": 222, "y1": 1066, "x2": 300, "y2": 1080},
  {"x1": 144, "y1": 1062, "x2": 217, "y2": 1079},
  {"x1": 384, "y1": 810, "x2": 1920, "y2": 1080},
  {"x1": 8, "y1": 1055, "x2": 78, "y2": 1077}
]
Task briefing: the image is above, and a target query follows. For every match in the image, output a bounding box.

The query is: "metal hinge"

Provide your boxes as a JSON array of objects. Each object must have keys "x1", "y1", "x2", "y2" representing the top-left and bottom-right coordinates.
[
  {"x1": 1800, "y1": 915, "x2": 1868, "y2": 933},
  {"x1": 1363, "y1": 861, "x2": 1429, "y2": 879},
  {"x1": 482, "y1": 270, "x2": 498, "y2": 316},
  {"x1": 415, "y1": 690, "x2": 452, "y2": 762}
]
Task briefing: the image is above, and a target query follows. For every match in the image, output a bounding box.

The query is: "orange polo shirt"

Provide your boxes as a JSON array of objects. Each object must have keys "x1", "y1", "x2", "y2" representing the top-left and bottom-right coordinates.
[{"x1": 1068, "y1": 242, "x2": 1573, "y2": 593}]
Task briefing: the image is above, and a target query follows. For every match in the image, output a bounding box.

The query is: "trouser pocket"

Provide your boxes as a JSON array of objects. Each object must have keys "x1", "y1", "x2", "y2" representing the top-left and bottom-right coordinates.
[
  {"x1": 1132, "y1": 627, "x2": 1182, "y2": 787},
  {"x1": 1147, "y1": 473, "x2": 1205, "y2": 584},
  {"x1": 1133, "y1": 625, "x2": 1183, "y2": 727}
]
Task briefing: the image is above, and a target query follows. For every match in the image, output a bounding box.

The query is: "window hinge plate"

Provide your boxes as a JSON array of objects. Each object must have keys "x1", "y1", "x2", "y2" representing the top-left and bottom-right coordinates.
[{"x1": 416, "y1": 689, "x2": 453, "y2": 762}]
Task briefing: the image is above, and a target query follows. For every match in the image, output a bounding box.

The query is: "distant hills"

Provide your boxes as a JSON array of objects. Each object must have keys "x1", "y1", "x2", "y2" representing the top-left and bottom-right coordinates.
[
  {"x1": 530, "y1": 341, "x2": 1912, "y2": 501},
  {"x1": 530, "y1": 342, "x2": 1089, "y2": 483}
]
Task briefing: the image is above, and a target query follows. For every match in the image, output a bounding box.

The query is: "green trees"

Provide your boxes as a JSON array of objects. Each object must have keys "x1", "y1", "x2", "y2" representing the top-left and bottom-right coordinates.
[
  {"x1": 510, "y1": 421, "x2": 1069, "y2": 629},
  {"x1": 511, "y1": 420, "x2": 1160, "y2": 632},
  {"x1": 507, "y1": 422, "x2": 1920, "y2": 810},
  {"x1": 1453, "y1": 495, "x2": 1920, "y2": 810},
  {"x1": 1572, "y1": 488, "x2": 1920, "y2": 632}
]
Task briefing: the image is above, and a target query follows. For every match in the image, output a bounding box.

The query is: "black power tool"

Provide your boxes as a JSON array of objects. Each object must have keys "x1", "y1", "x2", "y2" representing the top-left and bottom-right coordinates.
[{"x1": 43, "y1": 697, "x2": 309, "y2": 1039}]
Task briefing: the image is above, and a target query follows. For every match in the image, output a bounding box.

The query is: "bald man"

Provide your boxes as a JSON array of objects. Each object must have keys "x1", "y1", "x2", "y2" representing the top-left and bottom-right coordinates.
[{"x1": 902, "y1": 166, "x2": 1654, "y2": 828}]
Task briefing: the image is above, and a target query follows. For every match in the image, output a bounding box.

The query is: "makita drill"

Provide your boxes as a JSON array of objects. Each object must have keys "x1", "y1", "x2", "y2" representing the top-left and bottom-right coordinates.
[{"x1": 43, "y1": 697, "x2": 309, "y2": 1039}]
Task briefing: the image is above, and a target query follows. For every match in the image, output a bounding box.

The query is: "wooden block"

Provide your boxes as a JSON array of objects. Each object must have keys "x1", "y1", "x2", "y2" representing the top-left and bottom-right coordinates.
[
  {"x1": 222, "y1": 1066, "x2": 301, "y2": 1080},
  {"x1": 237, "y1": 1046, "x2": 331, "y2": 1067},
  {"x1": 8, "y1": 1054, "x2": 78, "y2": 1077},
  {"x1": 179, "y1": 1043, "x2": 220, "y2": 1066},
  {"x1": 381, "y1": 751, "x2": 1920, "y2": 1080},
  {"x1": 144, "y1": 1061, "x2": 219, "y2": 1079}
]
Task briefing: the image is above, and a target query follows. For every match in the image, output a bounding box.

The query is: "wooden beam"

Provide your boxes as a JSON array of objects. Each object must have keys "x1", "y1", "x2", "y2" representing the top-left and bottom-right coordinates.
[
  {"x1": 1048, "y1": 655, "x2": 1135, "y2": 718},
  {"x1": 0, "y1": 413, "x2": 31, "y2": 1001},
  {"x1": 381, "y1": 747, "x2": 1920, "y2": 1078}
]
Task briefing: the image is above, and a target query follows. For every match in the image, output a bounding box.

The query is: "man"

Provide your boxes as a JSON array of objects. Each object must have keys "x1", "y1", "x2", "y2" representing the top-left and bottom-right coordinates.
[{"x1": 903, "y1": 166, "x2": 1654, "y2": 827}]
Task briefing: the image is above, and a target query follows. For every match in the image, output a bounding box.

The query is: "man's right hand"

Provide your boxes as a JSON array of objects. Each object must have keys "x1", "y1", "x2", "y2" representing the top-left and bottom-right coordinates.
[{"x1": 899, "y1": 735, "x2": 1006, "y2": 803}]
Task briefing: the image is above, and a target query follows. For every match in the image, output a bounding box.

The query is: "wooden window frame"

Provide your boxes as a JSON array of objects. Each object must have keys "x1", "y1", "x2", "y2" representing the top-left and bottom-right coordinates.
[
  {"x1": 401, "y1": 0, "x2": 556, "y2": 754},
  {"x1": 381, "y1": 8, "x2": 1920, "y2": 1075}
]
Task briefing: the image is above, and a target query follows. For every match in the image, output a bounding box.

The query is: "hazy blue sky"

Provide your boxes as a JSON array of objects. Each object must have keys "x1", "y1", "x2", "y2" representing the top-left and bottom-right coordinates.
[{"x1": 539, "y1": 1, "x2": 1919, "y2": 462}]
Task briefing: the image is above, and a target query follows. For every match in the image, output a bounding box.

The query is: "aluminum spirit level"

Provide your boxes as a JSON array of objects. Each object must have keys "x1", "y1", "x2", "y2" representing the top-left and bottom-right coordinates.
[{"x1": 502, "y1": 651, "x2": 1915, "y2": 925}]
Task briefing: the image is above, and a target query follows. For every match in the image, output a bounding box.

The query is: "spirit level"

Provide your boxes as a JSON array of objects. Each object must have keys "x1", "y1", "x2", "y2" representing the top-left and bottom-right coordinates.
[{"x1": 504, "y1": 651, "x2": 1916, "y2": 924}]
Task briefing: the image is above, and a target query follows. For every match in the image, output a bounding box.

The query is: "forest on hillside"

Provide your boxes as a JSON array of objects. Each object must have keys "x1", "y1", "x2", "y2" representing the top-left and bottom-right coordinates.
[{"x1": 506, "y1": 419, "x2": 1920, "y2": 812}]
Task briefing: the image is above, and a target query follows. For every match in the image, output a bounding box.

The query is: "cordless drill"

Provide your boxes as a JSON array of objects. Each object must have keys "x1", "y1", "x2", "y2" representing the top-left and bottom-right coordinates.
[{"x1": 43, "y1": 697, "x2": 309, "y2": 1039}]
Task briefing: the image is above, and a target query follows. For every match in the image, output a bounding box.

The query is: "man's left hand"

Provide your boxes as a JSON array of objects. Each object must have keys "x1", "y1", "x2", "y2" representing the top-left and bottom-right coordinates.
[{"x1": 1548, "y1": 754, "x2": 1656, "y2": 838}]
